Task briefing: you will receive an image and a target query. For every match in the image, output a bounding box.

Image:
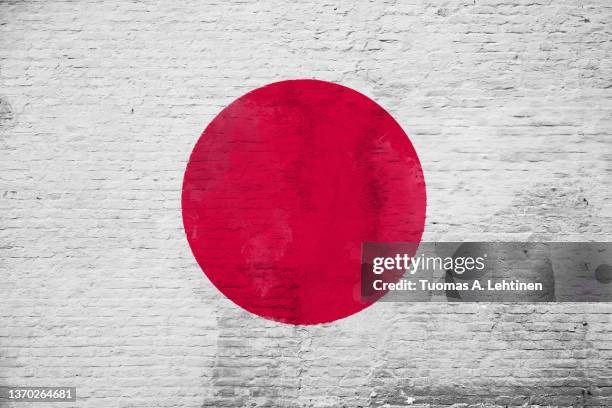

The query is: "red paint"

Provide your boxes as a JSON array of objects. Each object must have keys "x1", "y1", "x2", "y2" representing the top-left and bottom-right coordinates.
[{"x1": 182, "y1": 79, "x2": 426, "y2": 325}]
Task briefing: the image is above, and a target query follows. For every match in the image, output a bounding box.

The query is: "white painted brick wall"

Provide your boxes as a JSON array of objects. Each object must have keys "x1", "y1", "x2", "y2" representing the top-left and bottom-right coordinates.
[{"x1": 1, "y1": 1, "x2": 611, "y2": 407}]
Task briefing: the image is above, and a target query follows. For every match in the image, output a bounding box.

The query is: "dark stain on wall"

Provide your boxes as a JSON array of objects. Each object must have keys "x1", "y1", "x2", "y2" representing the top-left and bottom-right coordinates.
[
  {"x1": 203, "y1": 307, "x2": 303, "y2": 408},
  {"x1": 595, "y1": 264, "x2": 612, "y2": 284},
  {"x1": 0, "y1": 96, "x2": 14, "y2": 133}
]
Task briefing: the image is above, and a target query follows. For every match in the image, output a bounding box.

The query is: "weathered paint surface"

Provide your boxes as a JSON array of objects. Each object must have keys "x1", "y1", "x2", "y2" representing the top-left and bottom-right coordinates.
[{"x1": 1, "y1": 1, "x2": 611, "y2": 407}]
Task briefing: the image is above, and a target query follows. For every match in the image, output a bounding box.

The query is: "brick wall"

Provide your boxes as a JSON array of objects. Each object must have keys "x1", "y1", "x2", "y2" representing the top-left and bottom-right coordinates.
[{"x1": 1, "y1": 1, "x2": 611, "y2": 407}]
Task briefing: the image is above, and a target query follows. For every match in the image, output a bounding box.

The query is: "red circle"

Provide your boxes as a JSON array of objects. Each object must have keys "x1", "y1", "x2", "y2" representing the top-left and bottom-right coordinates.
[{"x1": 182, "y1": 79, "x2": 426, "y2": 325}]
